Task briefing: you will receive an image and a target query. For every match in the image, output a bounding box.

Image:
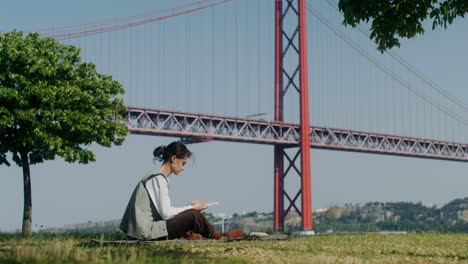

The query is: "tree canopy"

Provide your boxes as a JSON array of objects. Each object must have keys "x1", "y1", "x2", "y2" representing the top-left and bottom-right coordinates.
[
  {"x1": 0, "y1": 31, "x2": 128, "y2": 235},
  {"x1": 338, "y1": 0, "x2": 468, "y2": 52}
]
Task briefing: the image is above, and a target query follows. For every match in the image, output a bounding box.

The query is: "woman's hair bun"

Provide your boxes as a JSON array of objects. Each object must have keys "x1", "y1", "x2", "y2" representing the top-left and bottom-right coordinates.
[
  {"x1": 153, "y1": 145, "x2": 166, "y2": 161},
  {"x1": 153, "y1": 141, "x2": 191, "y2": 163}
]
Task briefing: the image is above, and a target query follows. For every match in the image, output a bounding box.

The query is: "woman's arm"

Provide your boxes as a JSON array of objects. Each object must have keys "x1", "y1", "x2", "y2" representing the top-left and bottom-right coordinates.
[{"x1": 145, "y1": 175, "x2": 192, "y2": 220}]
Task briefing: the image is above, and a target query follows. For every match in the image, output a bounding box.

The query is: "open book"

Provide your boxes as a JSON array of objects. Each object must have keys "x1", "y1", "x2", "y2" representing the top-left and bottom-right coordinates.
[{"x1": 203, "y1": 201, "x2": 219, "y2": 207}]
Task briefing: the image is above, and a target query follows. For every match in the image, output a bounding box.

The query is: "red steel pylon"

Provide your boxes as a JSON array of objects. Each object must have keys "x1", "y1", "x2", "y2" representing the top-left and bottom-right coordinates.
[{"x1": 274, "y1": 0, "x2": 312, "y2": 232}]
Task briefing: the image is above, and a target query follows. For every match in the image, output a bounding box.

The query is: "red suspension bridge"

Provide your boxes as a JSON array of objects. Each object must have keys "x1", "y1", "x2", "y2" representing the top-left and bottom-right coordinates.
[{"x1": 31, "y1": 0, "x2": 468, "y2": 233}]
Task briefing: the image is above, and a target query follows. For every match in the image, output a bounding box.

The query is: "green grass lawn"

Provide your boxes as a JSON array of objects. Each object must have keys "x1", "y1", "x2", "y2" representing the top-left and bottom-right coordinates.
[{"x1": 0, "y1": 233, "x2": 467, "y2": 263}]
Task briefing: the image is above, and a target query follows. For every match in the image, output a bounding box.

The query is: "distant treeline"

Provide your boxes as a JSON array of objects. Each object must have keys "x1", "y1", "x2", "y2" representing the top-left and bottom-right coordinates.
[
  {"x1": 39, "y1": 197, "x2": 468, "y2": 234},
  {"x1": 311, "y1": 197, "x2": 468, "y2": 233}
]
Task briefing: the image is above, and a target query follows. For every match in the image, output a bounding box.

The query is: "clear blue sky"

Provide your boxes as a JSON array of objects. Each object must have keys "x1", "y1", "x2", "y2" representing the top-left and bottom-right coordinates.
[{"x1": 1, "y1": 0, "x2": 467, "y2": 232}]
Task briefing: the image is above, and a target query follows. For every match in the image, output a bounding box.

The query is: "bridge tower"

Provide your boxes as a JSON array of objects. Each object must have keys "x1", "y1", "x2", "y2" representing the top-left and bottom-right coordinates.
[{"x1": 274, "y1": 0, "x2": 313, "y2": 233}]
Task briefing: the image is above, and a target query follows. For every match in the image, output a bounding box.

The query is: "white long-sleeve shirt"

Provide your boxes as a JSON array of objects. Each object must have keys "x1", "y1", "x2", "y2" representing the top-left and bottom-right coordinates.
[{"x1": 145, "y1": 174, "x2": 192, "y2": 220}]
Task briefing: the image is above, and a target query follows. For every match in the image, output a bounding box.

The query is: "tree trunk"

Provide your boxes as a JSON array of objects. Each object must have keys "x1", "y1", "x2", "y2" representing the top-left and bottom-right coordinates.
[{"x1": 20, "y1": 151, "x2": 32, "y2": 237}]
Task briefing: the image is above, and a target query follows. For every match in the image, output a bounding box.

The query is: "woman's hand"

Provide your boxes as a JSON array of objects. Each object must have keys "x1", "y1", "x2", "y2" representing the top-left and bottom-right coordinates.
[{"x1": 191, "y1": 201, "x2": 208, "y2": 211}]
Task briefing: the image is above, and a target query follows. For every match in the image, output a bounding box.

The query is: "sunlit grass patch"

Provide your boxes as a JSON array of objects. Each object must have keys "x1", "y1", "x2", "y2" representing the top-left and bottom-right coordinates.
[{"x1": 0, "y1": 232, "x2": 466, "y2": 263}]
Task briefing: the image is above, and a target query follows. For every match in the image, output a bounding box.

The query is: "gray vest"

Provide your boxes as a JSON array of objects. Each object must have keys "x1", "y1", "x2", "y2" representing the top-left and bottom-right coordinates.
[{"x1": 119, "y1": 168, "x2": 168, "y2": 240}]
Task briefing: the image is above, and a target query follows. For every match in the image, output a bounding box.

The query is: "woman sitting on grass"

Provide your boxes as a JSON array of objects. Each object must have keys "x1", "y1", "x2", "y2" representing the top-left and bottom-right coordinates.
[{"x1": 120, "y1": 141, "x2": 243, "y2": 240}]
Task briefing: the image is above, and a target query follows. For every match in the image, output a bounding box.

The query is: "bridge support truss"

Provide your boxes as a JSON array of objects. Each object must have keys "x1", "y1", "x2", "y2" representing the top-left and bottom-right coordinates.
[{"x1": 274, "y1": 0, "x2": 312, "y2": 232}]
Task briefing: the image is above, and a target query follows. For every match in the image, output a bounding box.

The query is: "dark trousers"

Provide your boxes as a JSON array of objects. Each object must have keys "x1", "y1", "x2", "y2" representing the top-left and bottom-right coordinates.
[{"x1": 166, "y1": 209, "x2": 216, "y2": 239}]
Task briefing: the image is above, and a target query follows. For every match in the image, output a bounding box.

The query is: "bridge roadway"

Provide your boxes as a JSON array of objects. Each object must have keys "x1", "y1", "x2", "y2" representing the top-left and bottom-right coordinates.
[{"x1": 125, "y1": 107, "x2": 468, "y2": 162}]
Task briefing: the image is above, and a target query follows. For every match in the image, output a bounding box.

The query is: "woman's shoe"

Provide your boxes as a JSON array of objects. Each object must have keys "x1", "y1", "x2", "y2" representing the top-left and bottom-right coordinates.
[
  {"x1": 211, "y1": 229, "x2": 243, "y2": 239},
  {"x1": 211, "y1": 230, "x2": 223, "y2": 239},
  {"x1": 181, "y1": 231, "x2": 203, "y2": 240},
  {"x1": 224, "y1": 229, "x2": 243, "y2": 239}
]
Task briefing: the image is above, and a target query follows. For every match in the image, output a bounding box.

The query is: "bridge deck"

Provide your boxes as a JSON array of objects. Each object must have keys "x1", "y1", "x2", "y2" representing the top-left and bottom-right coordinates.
[{"x1": 126, "y1": 107, "x2": 468, "y2": 162}]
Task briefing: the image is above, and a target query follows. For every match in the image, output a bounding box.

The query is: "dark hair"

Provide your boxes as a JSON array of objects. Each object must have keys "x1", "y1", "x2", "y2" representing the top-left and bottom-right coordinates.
[{"x1": 153, "y1": 141, "x2": 192, "y2": 163}]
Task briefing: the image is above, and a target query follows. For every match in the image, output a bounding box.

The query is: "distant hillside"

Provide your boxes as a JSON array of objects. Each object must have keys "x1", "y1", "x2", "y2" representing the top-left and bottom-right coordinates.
[
  {"x1": 41, "y1": 219, "x2": 121, "y2": 234},
  {"x1": 312, "y1": 197, "x2": 468, "y2": 233},
  {"x1": 40, "y1": 197, "x2": 468, "y2": 234}
]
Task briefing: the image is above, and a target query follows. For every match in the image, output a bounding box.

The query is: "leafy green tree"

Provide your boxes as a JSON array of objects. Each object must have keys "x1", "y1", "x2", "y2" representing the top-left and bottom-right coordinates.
[
  {"x1": 324, "y1": 206, "x2": 342, "y2": 221},
  {"x1": 338, "y1": 0, "x2": 468, "y2": 52},
  {"x1": 0, "y1": 31, "x2": 128, "y2": 236}
]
